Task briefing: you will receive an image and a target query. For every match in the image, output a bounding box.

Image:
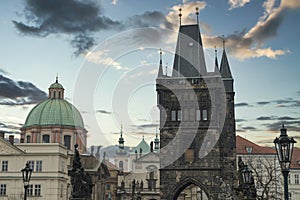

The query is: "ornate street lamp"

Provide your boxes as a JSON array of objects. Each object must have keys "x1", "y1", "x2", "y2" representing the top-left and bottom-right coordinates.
[
  {"x1": 242, "y1": 164, "x2": 252, "y2": 200},
  {"x1": 274, "y1": 125, "x2": 296, "y2": 200},
  {"x1": 21, "y1": 162, "x2": 33, "y2": 200}
]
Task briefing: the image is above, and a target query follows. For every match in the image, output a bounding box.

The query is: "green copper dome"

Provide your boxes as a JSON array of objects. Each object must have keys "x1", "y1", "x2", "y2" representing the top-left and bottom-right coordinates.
[
  {"x1": 49, "y1": 82, "x2": 64, "y2": 89},
  {"x1": 23, "y1": 99, "x2": 84, "y2": 129}
]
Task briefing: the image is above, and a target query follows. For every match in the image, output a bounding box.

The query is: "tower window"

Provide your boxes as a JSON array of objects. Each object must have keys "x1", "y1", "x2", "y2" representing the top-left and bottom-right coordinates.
[
  {"x1": 64, "y1": 135, "x2": 71, "y2": 149},
  {"x1": 177, "y1": 110, "x2": 182, "y2": 121},
  {"x1": 58, "y1": 91, "x2": 61, "y2": 98},
  {"x1": 26, "y1": 135, "x2": 31, "y2": 143},
  {"x1": 53, "y1": 91, "x2": 56, "y2": 98},
  {"x1": 171, "y1": 110, "x2": 176, "y2": 121},
  {"x1": 196, "y1": 110, "x2": 201, "y2": 121},
  {"x1": 119, "y1": 161, "x2": 124, "y2": 171},
  {"x1": 202, "y1": 109, "x2": 208, "y2": 121},
  {"x1": 42, "y1": 135, "x2": 50, "y2": 143}
]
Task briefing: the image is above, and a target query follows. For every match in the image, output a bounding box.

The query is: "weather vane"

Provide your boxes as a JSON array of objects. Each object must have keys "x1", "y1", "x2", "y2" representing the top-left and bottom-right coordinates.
[{"x1": 179, "y1": 8, "x2": 182, "y2": 25}]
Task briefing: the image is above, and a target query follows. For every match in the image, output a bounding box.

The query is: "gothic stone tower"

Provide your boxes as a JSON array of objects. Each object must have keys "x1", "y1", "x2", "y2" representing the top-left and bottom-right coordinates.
[{"x1": 156, "y1": 22, "x2": 237, "y2": 199}]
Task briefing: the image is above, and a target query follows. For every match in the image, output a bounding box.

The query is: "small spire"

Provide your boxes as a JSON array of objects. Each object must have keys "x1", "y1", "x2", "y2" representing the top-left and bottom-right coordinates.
[
  {"x1": 56, "y1": 73, "x2": 58, "y2": 83},
  {"x1": 214, "y1": 46, "x2": 219, "y2": 73},
  {"x1": 222, "y1": 35, "x2": 226, "y2": 50},
  {"x1": 196, "y1": 7, "x2": 199, "y2": 24},
  {"x1": 179, "y1": 8, "x2": 182, "y2": 26},
  {"x1": 120, "y1": 124, "x2": 123, "y2": 137},
  {"x1": 158, "y1": 49, "x2": 164, "y2": 78}
]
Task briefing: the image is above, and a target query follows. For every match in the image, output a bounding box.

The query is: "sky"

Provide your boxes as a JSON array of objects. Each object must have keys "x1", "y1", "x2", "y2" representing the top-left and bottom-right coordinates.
[{"x1": 0, "y1": 0, "x2": 300, "y2": 148}]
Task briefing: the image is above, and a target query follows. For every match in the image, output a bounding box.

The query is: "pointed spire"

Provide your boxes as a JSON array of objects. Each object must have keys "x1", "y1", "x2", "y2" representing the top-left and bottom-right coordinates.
[
  {"x1": 220, "y1": 37, "x2": 232, "y2": 79},
  {"x1": 157, "y1": 49, "x2": 163, "y2": 78},
  {"x1": 196, "y1": 7, "x2": 199, "y2": 25},
  {"x1": 118, "y1": 125, "x2": 124, "y2": 149},
  {"x1": 154, "y1": 126, "x2": 159, "y2": 150},
  {"x1": 214, "y1": 46, "x2": 219, "y2": 74},
  {"x1": 179, "y1": 8, "x2": 182, "y2": 26},
  {"x1": 56, "y1": 73, "x2": 58, "y2": 83}
]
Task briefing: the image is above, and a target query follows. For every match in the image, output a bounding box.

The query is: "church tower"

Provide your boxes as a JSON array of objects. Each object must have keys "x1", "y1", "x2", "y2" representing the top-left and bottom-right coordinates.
[{"x1": 156, "y1": 9, "x2": 236, "y2": 199}]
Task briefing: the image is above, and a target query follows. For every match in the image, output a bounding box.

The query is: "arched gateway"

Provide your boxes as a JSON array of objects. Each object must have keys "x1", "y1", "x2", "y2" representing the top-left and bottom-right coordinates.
[{"x1": 156, "y1": 11, "x2": 237, "y2": 200}]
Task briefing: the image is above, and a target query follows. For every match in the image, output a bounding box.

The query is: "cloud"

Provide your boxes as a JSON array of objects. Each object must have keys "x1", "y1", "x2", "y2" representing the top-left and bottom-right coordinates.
[
  {"x1": 96, "y1": 109, "x2": 112, "y2": 115},
  {"x1": 0, "y1": 68, "x2": 9, "y2": 75},
  {"x1": 0, "y1": 74, "x2": 47, "y2": 105},
  {"x1": 257, "y1": 116, "x2": 273, "y2": 121},
  {"x1": 112, "y1": 0, "x2": 118, "y2": 5},
  {"x1": 136, "y1": 123, "x2": 158, "y2": 129},
  {"x1": 204, "y1": 0, "x2": 300, "y2": 60},
  {"x1": 241, "y1": 126, "x2": 257, "y2": 130},
  {"x1": 264, "y1": 120, "x2": 300, "y2": 131},
  {"x1": 257, "y1": 101, "x2": 272, "y2": 106},
  {"x1": 257, "y1": 115, "x2": 298, "y2": 121},
  {"x1": 228, "y1": 0, "x2": 250, "y2": 10},
  {"x1": 235, "y1": 102, "x2": 252, "y2": 107},
  {"x1": 85, "y1": 50, "x2": 129, "y2": 70},
  {"x1": 13, "y1": 0, "x2": 121, "y2": 56},
  {"x1": 13, "y1": 0, "x2": 173, "y2": 56},
  {"x1": 236, "y1": 119, "x2": 247, "y2": 123}
]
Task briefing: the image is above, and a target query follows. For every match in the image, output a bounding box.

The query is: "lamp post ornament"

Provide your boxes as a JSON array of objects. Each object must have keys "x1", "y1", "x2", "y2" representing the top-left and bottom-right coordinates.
[
  {"x1": 21, "y1": 162, "x2": 32, "y2": 200},
  {"x1": 274, "y1": 125, "x2": 296, "y2": 200}
]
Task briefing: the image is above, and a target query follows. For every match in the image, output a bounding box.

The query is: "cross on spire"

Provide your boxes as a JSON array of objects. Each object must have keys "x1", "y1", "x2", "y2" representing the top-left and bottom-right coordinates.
[
  {"x1": 179, "y1": 8, "x2": 182, "y2": 26},
  {"x1": 196, "y1": 7, "x2": 199, "y2": 24}
]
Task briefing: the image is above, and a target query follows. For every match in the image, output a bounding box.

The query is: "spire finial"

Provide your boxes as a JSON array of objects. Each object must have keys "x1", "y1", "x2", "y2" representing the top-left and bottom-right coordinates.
[
  {"x1": 196, "y1": 7, "x2": 199, "y2": 24},
  {"x1": 165, "y1": 63, "x2": 168, "y2": 76},
  {"x1": 160, "y1": 48, "x2": 162, "y2": 60},
  {"x1": 121, "y1": 124, "x2": 123, "y2": 137},
  {"x1": 179, "y1": 8, "x2": 182, "y2": 26},
  {"x1": 215, "y1": 46, "x2": 217, "y2": 57},
  {"x1": 56, "y1": 73, "x2": 58, "y2": 83},
  {"x1": 222, "y1": 35, "x2": 226, "y2": 50}
]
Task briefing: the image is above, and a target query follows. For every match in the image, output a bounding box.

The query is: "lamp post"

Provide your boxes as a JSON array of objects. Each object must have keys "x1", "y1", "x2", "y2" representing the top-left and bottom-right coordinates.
[
  {"x1": 242, "y1": 164, "x2": 252, "y2": 200},
  {"x1": 21, "y1": 162, "x2": 32, "y2": 200},
  {"x1": 274, "y1": 125, "x2": 296, "y2": 200}
]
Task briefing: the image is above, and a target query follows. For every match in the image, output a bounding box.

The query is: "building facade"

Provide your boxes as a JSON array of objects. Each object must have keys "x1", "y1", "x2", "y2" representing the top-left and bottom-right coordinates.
[{"x1": 0, "y1": 134, "x2": 70, "y2": 200}]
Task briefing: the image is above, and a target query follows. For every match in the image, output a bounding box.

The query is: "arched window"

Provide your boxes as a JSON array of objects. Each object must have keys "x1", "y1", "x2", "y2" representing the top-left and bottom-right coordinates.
[
  {"x1": 64, "y1": 135, "x2": 71, "y2": 149},
  {"x1": 42, "y1": 135, "x2": 50, "y2": 143},
  {"x1": 119, "y1": 161, "x2": 124, "y2": 171},
  {"x1": 26, "y1": 135, "x2": 31, "y2": 143}
]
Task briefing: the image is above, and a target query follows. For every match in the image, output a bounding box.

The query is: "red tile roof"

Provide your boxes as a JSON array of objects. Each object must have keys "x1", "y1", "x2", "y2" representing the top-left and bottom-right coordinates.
[
  {"x1": 291, "y1": 147, "x2": 300, "y2": 169},
  {"x1": 236, "y1": 135, "x2": 276, "y2": 155},
  {"x1": 236, "y1": 136, "x2": 300, "y2": 169}
]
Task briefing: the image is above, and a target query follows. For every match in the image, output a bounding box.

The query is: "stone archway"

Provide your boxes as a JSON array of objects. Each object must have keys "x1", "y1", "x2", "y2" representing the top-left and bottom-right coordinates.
[{"x1": 169, "y1": 177, "x2": 210, "y2": 200}]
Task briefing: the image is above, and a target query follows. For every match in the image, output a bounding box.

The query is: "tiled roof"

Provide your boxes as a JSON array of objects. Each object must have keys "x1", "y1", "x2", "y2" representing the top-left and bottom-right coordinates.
[
  {"x1": 236, "y1": 135, "x2": 276, "y2": 155},
  {"x1": 291, "y1": 147, "x2": 300, "y2": 169}
]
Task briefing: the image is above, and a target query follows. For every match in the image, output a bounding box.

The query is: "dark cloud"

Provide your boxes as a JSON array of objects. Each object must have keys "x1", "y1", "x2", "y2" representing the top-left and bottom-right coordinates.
[
  {"x1": 0, "y1": 122, "x2": 22, "y2": 134},
  {"x1": 257, "y1": 101, "x2": 271, "y2": 106},
  {"x1": 235, "y1": 102, "x2": 252, "y2": 107},
  {"x1": 96, "y1": 110, "x2": 112, "y2": 115},
  {"x1": 136, "y1": 123, "x2": 158, "y2": 129},
  {"x1": 257, "y1": 116, "x2": 298, "y2": 121},
  {"x1": 0, "y1": 74, "x2": 47, "y2": 105},
  {"x1": 241, "y1": 126, "x2": 257, "y2": 131},
  {"x1": 297, "y1": 91, "x2": 300, "y2": 96},
  {"x1": 264, "y1": 120, "x2": 300, "y2": 132},
  {"x1": 274, "y1": 98, "x2": 300, "y2": 107},
  {"x1": 13, "y1": 0, "x2": 171, "y2": 56},
  {"x1": 13, "y1": 0, "x2": 121, "y2": 56},
  {"x1": 236, "y1": 119, "x2": 246, "y2": 123},
  {"x1": 257, "y1": 116, "x2": 273, "y2": 121},
  {"x1": 126, "y1": 11, "x2": 173, "y2": 29}
]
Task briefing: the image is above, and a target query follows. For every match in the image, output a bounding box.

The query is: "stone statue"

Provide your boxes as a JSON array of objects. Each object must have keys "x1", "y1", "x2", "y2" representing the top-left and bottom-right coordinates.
[
  {"x1": 121, "y1": 180, "x2": 125, "y2": 189},
  {"x1": 68, "y1": 144, "x2": 94, "y2": 199},
  {"x1": 140, "y1": 180, "x2": 143, "y2": 190}
]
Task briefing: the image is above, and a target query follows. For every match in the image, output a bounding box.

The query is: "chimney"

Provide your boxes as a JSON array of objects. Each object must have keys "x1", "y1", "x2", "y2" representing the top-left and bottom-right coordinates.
[
  {"x1": 9, "y1": 135, "x2": 14, "y2": 145},
  {"x1": 0, "y1": 132, "x2": 4, "y2": 138}
]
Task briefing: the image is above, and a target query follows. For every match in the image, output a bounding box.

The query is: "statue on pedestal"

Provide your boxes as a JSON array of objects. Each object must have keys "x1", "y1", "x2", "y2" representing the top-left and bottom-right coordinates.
[{"x1": 68, "y1": 144, "x2": 94, "y2": 200}]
